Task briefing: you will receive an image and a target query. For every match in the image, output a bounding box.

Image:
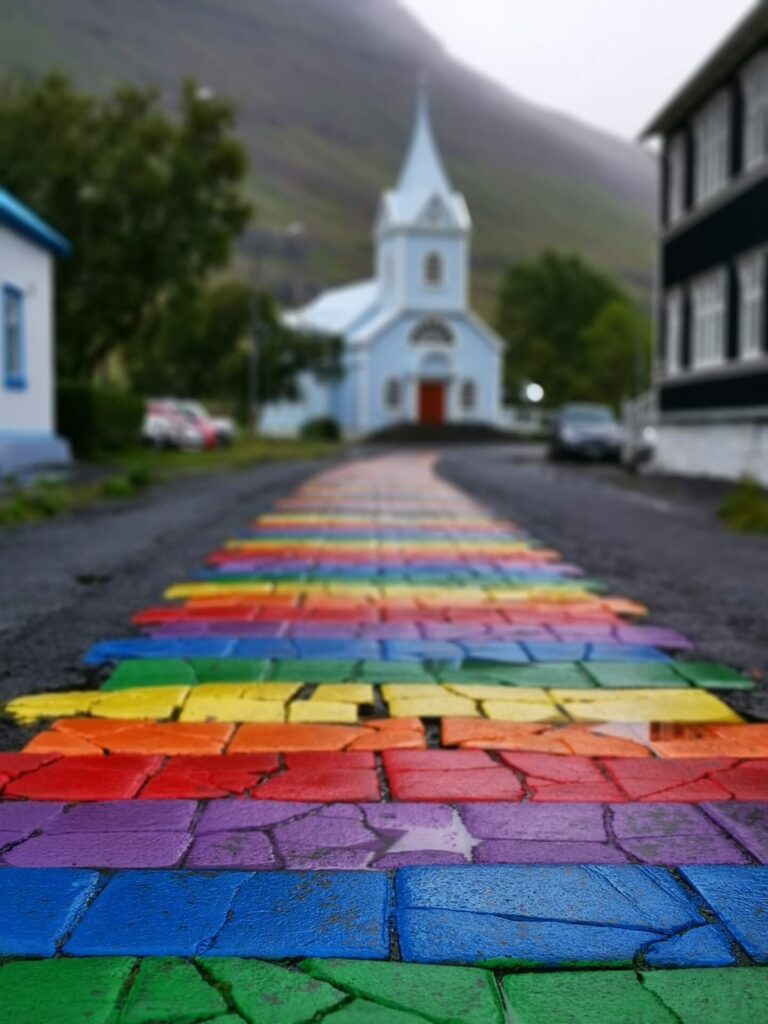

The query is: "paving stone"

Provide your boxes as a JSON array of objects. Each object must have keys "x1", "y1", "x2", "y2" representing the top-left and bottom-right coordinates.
[
  {"x1": 288, "y1": 701, "x2": 360, "y2": 724},
  {"x1": 185, "y1": 829, "x2": 278, "y2": 869},
  {"x1": 202, "y1": 958, "x2": 346, "y2": 1024},
  {"x1": 0, "y1": 957, "x2": 135, "y2": 1024},
  {"x1": 553, "y1": 689, "x2": 743, "y2": 723},
  {"x1": 139, "y1": 754, "x2": 278, "y2": 799},
  {"x1": 4, "y1": 754, "x2": 162, "y2": 801},
  {"x1": 5, "y1": 828, "x2": 192, "y2": 868},
  {"x1": 395, "y1": 864, "x2": 707, "y2": 966},
  {"x1": 119, "y1": 957, "x2": 229, "y2": 1022},
  {"x1": 497, "y1": 752, "x2": 625, "y2": 801},
  {"x1": 602, "y1": 757, "x2": 758, "y2": 802},
  {"x1": 501, "y1": 969, "x2": 677, "y2": 1023},
  {"x1": 256, "y1": 754, "x2": 380, "y2": 802},
  {"x1": 440, "y1": 719, "x2": 652, "y2": 756},
  {"x1": 681, "y1": 865, "x2": 768, "y2": 962},
  {"x1": 642, "y1": 966, "x2": 768, "y2": 1023},
  {"x1": 301, "y1": 959, "x2": 504, "y2": 1024},
  {"x1": 611, "y1": 803, "x2": 748, "y2": 864},
  {"x1": 584, "y1": 662, "x2": 684, "y2": 689},
  {"x1": 64, "y1": 870, "x2": 247, "y2": 956},
  {"x1": 25, "y1": 720, "x2": 234, "y2": 756},
  {"x1": 702, "y1": 802, "x2": 768, "y2": 862},
  {"x1": 384, "y1": 750, "x2": 523, "y2": 802},
  {"x1": 104, "y1": 658, "x2": 198, "y2": 689},
  {"x1": 651, "y1": 724, "x2": 768, "y2": 759},
  {"x1": 0, "y1": 867, "x2": 99, "y2": 955},
  {"x1": 0, "y1": 801, "x2": 64, "y2": 836},
  {"x1": 673, "y1": 662, "x2": 755, "y2": 690},
  {"x1": 208, "y1": 872, "x2": 392, "y2": 958}
]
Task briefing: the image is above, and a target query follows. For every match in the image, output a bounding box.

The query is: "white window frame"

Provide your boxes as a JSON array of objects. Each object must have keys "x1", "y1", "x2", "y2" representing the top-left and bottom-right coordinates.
[
  {"x1": 738, "y1": 249, "x2": 766, "y2": 361},
  {"x1": 664, "y1": 289, "x2": 683, "y2": 376},
  {"x1": 693, "y1": 91, "x2": 731, "y2": 204},
  {"x1": 666, "y1": 134, "x2": 687, "y2": 224},
  {"x1": 742, "y1": 51, "x2": 768, "y2": 171},
  {"x1": 691, "y1": 269, "x2": 727, "y2": 370}
]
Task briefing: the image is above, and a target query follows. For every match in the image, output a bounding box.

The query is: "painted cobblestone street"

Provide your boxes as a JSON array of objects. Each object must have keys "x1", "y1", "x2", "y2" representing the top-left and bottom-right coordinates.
[{"x1": 2, "y1": 453, "x2": 768, "y2": 1021}]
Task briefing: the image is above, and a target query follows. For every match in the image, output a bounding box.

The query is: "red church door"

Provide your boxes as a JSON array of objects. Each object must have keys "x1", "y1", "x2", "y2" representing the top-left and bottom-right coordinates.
[{"x1": 419, "y1": 382, "x2": 445, "y2": 425}]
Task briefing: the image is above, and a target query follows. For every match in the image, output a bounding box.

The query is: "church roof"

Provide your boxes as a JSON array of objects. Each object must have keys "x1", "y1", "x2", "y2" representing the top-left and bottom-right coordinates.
[
  {"x1": 377, "y1": 90, "x2": 471, "y2": 232},
  {"x1": 283, "y1": 278, "x2": 380, "y2": 336}
]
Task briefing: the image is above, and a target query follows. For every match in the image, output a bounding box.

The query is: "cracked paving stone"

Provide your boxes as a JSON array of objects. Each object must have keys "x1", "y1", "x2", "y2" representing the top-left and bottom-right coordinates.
[
  {"x1": 681, "y1": 865, "x2": 768, "y2": 963},
  {"x1": 0, "y1": 867, "x2": 99, "y2": 955},
  {"x1": 702, "y1": 802, "x2": 768, "y2": 862},
  {"x1": 394, "y1": 864, "x2": 733, "y2": 966},
  {"x1": 25, "y1": 720, "x2": 234, "y2": 756},
  {"x1": 301, "y1": 958, "x2": 504, "y2": 1024},
  {"x1": 497, "y1": 752, "x2": 625, "y2": 802},
  {"x1": 552, "y1": 689, "x2": 743, "y2": 724},
  {"x1": 602, "y1": 757, "x2": 768, "y2": 802},
  {"x1": 0, "y1": 957, "x2": 135, "y2": 1024}
]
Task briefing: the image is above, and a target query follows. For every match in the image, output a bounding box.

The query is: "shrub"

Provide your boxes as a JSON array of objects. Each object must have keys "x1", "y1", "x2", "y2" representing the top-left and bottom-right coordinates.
[
  {"x1": 299, "y1": 416, "x2": 341, "y2": 442},
  {"x1": 57, "y1": 381, "x2": 143, "y2": 458},
  {"x1": 719, "y1": 477, "x2": 768, "y2": 533}
]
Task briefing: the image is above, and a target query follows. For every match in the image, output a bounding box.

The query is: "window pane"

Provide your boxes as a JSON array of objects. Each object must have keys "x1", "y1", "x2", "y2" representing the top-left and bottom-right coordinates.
[
  {"x1": 739, "y1": 252, "x2": 765, "y2": 359},
  {"x1": 4, "y1": 290, "x2": 23, "y2": 381}
]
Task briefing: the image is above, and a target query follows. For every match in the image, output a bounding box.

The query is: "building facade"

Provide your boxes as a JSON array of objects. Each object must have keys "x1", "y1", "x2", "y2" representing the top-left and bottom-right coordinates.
[
  {"x1": 261, "y1": 92, "x2": 504, "y2": 438},
  {"x1": 643, "y1": 4, "x2": 768, "y2": 484},
  {"x1": 0, "y1": 188, "x2": 71, "y2": 477}
]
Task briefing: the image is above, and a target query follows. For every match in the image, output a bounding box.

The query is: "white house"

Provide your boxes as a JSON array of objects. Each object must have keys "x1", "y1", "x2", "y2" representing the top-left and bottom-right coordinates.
[
  {"x1": 261, "y1": 91, "x2": 504, "y2": 437},
  {"x1": 0, "y1": 188, "x2": 71, "y2": 477}
]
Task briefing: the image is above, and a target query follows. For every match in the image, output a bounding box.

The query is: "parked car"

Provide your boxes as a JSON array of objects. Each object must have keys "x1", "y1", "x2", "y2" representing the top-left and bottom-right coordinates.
[
  {"x1": 550, "y1": 403, "x2": 625, "y2": 461},
  {"x1": 141, "y1": 400, "x2": 209, "y2": 450},
  {"x1": 178, "y1": 401, "x2": 237, "y2": 447}
]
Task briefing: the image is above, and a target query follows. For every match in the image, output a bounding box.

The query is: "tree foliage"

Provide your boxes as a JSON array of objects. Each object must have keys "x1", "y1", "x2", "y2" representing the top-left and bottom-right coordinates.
[
  {"x1": 495, "y1": 250, "x2": 650, "y2": 409},
  {"x1": 0, "y1": 73, "x2": 252, "y2": 379}
]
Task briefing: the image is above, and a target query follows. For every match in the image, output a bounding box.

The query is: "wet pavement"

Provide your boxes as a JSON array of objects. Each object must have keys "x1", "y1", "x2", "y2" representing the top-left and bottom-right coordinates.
[{"x1": 0, "y1": 450, "x2": 767, "y2": 1021}]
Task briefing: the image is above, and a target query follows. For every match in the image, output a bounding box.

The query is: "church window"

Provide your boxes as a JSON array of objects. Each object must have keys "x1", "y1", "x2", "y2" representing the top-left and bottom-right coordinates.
[
  {"x1": 424, "y1": 252, "x2": 443, "y2": 286},
  {"x1": 461, "y1": 379, "x2": 477, "y2": 411},
  {"x1": 384, "y1": 377, "x2": 401, "y2": 409},
  {"x1": 410, "y1": 318, "x2": 454, "y2": 344}
]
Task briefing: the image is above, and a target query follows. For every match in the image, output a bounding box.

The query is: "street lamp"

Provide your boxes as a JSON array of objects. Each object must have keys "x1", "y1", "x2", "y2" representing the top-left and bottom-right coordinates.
[{"x1": 524, "y1": 382, "x2": 545, "y2": 404}]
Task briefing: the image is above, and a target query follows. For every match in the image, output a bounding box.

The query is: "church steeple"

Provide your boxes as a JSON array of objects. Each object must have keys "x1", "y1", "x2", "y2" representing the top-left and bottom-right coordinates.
[
  {"x1": 376, "y1": 85, "x2": 471, "y2": 234},
  {"x1": 374, "y1": 85, "x2": 471, "y2": 313},
  {"x1": 394, "y1": 87, "x2": 454, "y2": 212}
]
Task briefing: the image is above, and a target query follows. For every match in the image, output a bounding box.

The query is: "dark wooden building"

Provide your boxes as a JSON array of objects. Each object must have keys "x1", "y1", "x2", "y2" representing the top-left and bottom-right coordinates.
[{"x1": 642, "y1": 3, "x2": 768, "y2": 483}]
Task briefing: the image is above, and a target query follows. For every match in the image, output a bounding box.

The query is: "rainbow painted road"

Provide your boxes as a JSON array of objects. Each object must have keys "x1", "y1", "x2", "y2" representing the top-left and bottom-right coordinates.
[{"x1": 2, "y1": 453, "x2": 767, "y2": 1023}]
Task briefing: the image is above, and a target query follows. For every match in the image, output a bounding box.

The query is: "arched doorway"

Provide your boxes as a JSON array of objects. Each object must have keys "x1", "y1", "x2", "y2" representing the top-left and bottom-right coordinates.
[{"x1": 417, "y1": 352, "x2": 451, "y2": 425}]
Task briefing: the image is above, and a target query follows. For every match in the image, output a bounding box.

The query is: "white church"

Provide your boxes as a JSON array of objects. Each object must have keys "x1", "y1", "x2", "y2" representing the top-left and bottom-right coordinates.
[{"x1": 261, "y1": 91, "x2": 504, "y2": 437}]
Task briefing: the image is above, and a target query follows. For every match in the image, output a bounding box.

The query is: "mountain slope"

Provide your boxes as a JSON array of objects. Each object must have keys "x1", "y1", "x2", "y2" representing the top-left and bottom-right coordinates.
[{"x1": 0, "y1": 0, "x2": 657, "y2": 312}]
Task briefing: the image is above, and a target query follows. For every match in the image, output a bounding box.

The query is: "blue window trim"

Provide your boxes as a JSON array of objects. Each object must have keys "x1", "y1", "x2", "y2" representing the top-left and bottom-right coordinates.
[{"x1": 2, "y1": 283, "x2": 26, "y2": 391}]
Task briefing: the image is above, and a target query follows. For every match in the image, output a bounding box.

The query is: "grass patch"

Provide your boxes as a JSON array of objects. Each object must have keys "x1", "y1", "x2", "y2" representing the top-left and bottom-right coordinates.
[
  {"x1": 719, "y1": 477, "x2": 768, "y2": 533},
  {"x1": 0, "y1": 437, "x2": 338, "y2": 528},
  {"x1": 111, "y1": 437, "x2": 340, "y2": 479}
]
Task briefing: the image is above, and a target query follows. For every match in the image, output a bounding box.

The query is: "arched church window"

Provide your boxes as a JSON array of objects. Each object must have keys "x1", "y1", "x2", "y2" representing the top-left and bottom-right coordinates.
[
  {"x1": 410, "y1": 318, "x2": 454, "y2": 344},
  {"x1": 424, "y1": 252, "x2": 443, "y2": 286},
  {"x1": 461, "y1": 378, "x2": 477, "y2": 411},
  {"x1": 384, "y1": 377, "x2": 401, "y2": 409}
]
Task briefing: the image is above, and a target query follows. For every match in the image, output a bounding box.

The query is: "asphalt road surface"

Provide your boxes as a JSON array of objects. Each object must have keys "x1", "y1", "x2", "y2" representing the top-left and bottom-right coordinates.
[
  {"x1": 439, "y1": 446, "x2": 768, "y2": 718},
  {"x1": 1, "y1": 445, "x2": 766, "y2": 748}
]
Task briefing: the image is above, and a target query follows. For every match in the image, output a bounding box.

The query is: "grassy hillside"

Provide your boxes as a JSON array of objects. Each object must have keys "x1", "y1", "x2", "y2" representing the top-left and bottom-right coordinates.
[{"x1": 0, "y1": 0, "x2": 656, "y2": 314}]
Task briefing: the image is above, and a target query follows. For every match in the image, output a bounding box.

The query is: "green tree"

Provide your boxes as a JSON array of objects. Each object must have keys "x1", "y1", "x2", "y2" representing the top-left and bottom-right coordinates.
[
  {"x1": 581, "y1": 298, "x2": 651, "y2": 410},
  {"x1": 128, "y1": 285, "x2": 343, "y2": 420},
  {"x1": 495, "y1": 249, "x2": 645, "y2": 408},
  {"x1": 0, "y1": 73, "x2": 251, "y2": 378}
]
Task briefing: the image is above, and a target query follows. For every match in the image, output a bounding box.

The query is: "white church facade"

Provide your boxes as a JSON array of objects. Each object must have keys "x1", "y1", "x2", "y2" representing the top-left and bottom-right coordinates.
[{"x1": 261, "y1": 92, "x2": 504, "y2": 437}]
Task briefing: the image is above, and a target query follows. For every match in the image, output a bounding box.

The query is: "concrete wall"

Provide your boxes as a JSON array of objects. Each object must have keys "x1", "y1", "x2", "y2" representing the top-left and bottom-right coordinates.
[
  {"x1": 654, "y1": 421, "x2": 768, "y2": 484},
  {"x1": 0, "y1": 225, "x2": 54, "y2": 434}
]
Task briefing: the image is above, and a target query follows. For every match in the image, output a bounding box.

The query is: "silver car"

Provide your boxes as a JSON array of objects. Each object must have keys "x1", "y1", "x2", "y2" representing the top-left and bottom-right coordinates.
[{"x1": 550, "y1": 404, "x2": 624, "y2": 461}]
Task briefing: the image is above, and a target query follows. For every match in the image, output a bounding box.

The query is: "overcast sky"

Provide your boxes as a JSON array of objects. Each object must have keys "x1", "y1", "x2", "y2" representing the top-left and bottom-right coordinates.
[{"x1": 400, "y1": 0, "x2": 756, "y2": 139}]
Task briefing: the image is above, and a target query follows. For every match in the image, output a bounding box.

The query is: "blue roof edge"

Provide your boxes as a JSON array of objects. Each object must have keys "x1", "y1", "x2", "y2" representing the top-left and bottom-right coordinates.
[{"x1": 0, "y1": 188, "x2": 72, "y2": 257}]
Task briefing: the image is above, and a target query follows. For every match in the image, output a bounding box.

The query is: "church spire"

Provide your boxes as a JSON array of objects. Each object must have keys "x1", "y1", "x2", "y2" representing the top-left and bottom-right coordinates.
[{"x1": 394, "y1": 83, "x2": 454, "y2": 206}]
